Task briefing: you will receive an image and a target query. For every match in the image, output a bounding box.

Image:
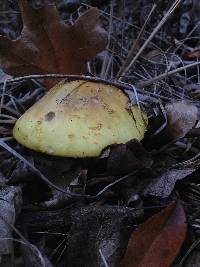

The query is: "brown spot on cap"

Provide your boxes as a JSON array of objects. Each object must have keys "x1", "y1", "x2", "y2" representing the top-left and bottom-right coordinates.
[{"x1": 45, "y1": 112, "x2": 55, "y2": 121}]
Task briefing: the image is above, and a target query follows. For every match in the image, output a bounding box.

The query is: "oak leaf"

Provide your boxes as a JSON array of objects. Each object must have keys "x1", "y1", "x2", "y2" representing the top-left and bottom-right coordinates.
[
  {"x1": 0, "y1": 0, "x2": 107, "y2": 78},
  {"x1": 143, "y1": 100, "x2": 198, "y2": 149},
  {"x1": 120, "y1": 201, "x2": 187, "y2": 267}
]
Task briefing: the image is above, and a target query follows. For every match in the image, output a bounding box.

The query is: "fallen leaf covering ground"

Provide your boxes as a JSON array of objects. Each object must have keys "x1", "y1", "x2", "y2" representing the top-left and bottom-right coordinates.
[
  {"x1": 119, "y1": 201, "x2": 187, "y2": 267},
  {"x1": 0, "y1": 0, "x2": 200, "y2": 266}
]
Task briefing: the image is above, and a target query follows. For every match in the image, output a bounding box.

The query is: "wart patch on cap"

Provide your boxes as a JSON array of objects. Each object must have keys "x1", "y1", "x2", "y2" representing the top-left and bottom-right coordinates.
[{"x1": 45, "y1": 112, "x2": 55, "y2": 121}]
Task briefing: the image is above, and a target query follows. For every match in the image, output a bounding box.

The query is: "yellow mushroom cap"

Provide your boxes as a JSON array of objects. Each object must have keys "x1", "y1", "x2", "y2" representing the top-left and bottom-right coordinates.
[{"x1": 13, "y1": 80, "x2": 147, "y2": 157}]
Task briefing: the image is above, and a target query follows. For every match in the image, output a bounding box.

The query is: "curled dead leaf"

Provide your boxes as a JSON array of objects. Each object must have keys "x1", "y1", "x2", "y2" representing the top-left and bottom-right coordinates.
[
  {"x1": 184, "y1": 48, "x2": 200, "y2": 59},
  {"x1": 143, "y1": 100, "x2": 198, "y2": 150},
  {"x1": 107, "y1": 139, "x2": 152, "y2": 175},
  {"x1": 120, "y1": 201, "x2": 187, "y2": 267},
  {"x1": 0, "y1": 0, "x2": 107, "y2": 84},
  {"x1": 165, "y1": 100, "x2": 198, "y2": 140}
]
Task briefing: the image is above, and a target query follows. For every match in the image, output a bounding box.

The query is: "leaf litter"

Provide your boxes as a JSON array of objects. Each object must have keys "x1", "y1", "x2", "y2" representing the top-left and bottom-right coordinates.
[
  {"x1": 0, "y1": 0, "x2": 200, "y2": 266},
  {"x1": 119, "y1": 201, "x2": 187, "y2": 267}
]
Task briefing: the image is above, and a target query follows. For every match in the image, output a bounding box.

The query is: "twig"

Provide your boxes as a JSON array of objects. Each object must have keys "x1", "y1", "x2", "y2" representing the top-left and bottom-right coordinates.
[
  {"x1": 176, "y1": 238, "x2": 200, "y2": 267},
  {"x1": 0, "y1": 80, "x2": 7, "y2": 115},
  {"x1": 0, "y1": 74, "x2": 71, "y2": 86},
  {"x1": 89, "y1": 172, "x2": 135, "y2": 200},
  {"x1": 137, "y1": 61, "x2": 200, "y2": 88},
  {"x1": 99, "y1": 249, "x2": 110, "y2": 267},
  {"x1": 0, "y1": 104, "x2": 21, "y2": 117},
  {"x1": 0, "y1": 119, "x2": 16, "y2": 124},
  {"x1": 172, "y1": 151, "x2": 200, "y2": 169},
  {"x1": 0, "y1": 114, "x2": 17, "y2": 120},
  {"x1": 1, "y1": 137, "x2": 13, "y2": 141},
  {"x1": 0, "y1": 74, "x2": 139, "y2": 99},
  {"x1": 100, "y1": 1, "x2": 113, "y2": 78}
]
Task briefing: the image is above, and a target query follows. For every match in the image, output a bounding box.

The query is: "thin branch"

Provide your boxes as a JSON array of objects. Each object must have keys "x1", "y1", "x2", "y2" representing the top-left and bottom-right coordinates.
[
  {"x1": 0, "y1": 80, "x2": 7, "y2": 115},
  {"x1": 89, "y1": 172, "x2": 136, "y2": 200},
  {"x1": 99, "y1": 249, "x2": 110, "y2": 267},
  {"x1": 1, "y1": 137, "x2": 13, "y2": 141},
  {"x1": 0, "y1": 119, "x2": 17, "y2": 124},
  {"x1": 0, "y1": 74, "x2": 138, "y2": 97},
  {"x1": 100, "y1": 1, "x2": 113, "y2": 78},
  {"x1": 137, "y1": 61, "x2": 200, "y2": 88}
]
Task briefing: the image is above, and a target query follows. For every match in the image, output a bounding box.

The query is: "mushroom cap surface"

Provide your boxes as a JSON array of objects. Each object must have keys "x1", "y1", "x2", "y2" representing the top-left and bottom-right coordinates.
[{"x1": 13, "y1": 80, "x2": 147, "y2": 157}]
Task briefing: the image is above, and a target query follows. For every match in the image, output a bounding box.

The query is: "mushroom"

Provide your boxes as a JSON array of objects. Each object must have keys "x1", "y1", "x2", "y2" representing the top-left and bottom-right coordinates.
[{"x1": 13, "y1": 79, "x2": 147, "y2": 157}]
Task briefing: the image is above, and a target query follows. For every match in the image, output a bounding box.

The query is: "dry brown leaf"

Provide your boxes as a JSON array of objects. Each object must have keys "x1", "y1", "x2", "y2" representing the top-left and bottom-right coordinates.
[
  {"x1": 143, "y1": 49, "x2": 163, "y2": 63},
  {"x1": 0, "y1": 0, "x2": 107, "y2": 80},
  {"x1": 165, "y1": 100, "x2": 198, "y2": 140},
  {"x1": 107, "y1": 139, "x2": 152, "y2": 175},
  {"x1": 143, "y1": 100, "x2": 198, "y2": 150},
  {"x1": 120, "y1": 201, "x2": 187, "y2": 267},
  {"x1": 185, "y1": 48, "x2": 200, "y2": 59}
]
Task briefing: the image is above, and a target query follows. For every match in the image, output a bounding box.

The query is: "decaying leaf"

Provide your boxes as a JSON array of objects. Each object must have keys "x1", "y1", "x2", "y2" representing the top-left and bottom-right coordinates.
[
  {"x1": 143, "y1": 100, "x2": 198, "y2": 150},
  {"x1": 107, "y1": 139, "x2": 152, "y2": 175},
  {"x1": 0, "y1": 0, "x2": 107, "y2": 79},
  {"x1": 143, "y1": 49, "x2": 163, "y2": 63},
  {"x1": 120, "y1": 201, "x2": 187, "y2": 267},
  {"x1": 165, "y1": 100, "x2": 198, "y2": 141},
  {"x1": 66, "y1": 205, "x2": 143, "y2": 267},
  {"x1": 19, "y1": 205, "x2": 143, "y2": 266},
  {"x1": 0, "y1": 186, "x2": 22, "y2": 266},
  {"x1": 144, "y1": 167, "x2": 197, "y2": 197},
  {"x1": 184, "y1": 47, "x2": 200, "y2": 59}
]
